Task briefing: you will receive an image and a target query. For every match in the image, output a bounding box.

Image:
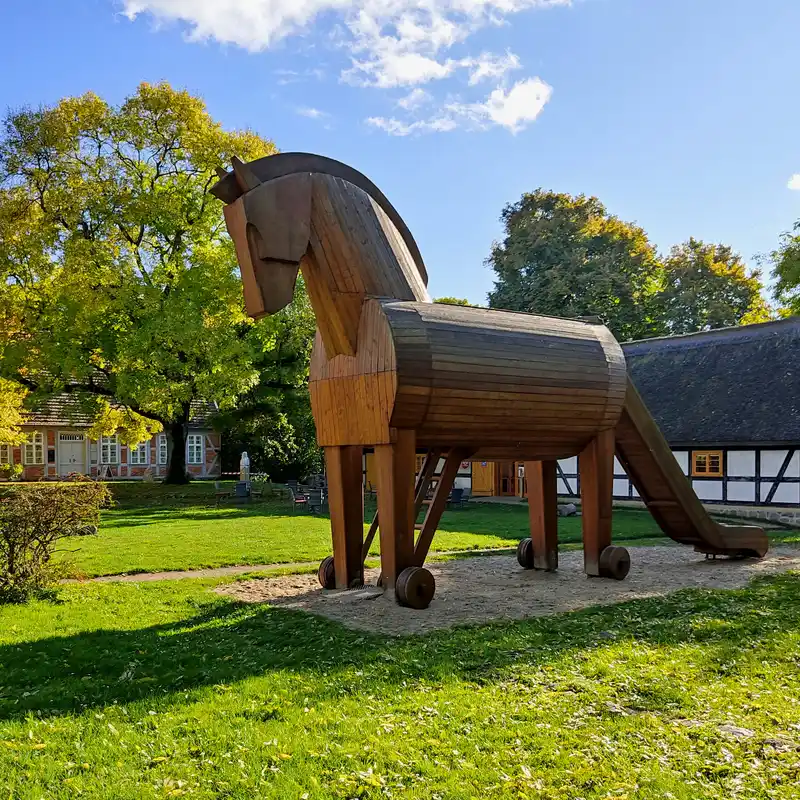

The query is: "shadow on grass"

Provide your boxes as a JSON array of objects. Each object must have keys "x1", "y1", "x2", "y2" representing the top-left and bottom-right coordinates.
[{"x1": 2, "y1": 573, "x2": 799, "y2": 723}]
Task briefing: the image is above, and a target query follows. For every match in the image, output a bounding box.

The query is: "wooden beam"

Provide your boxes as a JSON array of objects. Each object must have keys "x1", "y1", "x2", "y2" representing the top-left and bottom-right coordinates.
[
  {"x1": 525, "y1": 460, "x2": 558, "y2": 571},
  {"x1": 375, "y1": 429, "x2": 416, "y2": 590},
  {"x1": 579, "y1": 428, "x2": 615, "y2": 576},
  {"x1": 326, "y1": 445, "x2": 364, "y2": 588},
  {"x1": 413, "y1": 449, "x2": 470, "y2": 567}
]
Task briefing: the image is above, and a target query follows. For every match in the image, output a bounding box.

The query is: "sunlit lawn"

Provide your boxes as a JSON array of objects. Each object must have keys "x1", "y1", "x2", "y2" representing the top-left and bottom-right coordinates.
[
  {"x1": 2, "y1": 572, "x2": 800, "y2": 798},
  {"x1": 56, "y1": 482, "x2": 690, "y2": 577}
]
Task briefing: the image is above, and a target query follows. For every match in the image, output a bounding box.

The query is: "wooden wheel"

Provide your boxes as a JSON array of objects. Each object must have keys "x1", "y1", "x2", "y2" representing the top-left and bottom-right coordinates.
[
  {"x1": 317, "y1": 556, "x2": 336, "y2": 589},
  {"x1": 598, "y1": 546, "x2": 630, "y2": 580},
  {"x1": 516, "y1": 538, "x2": 534, "y2": 569},
  {"x1": 395, "y1": 566, "x2": 435, "y2": 609}
]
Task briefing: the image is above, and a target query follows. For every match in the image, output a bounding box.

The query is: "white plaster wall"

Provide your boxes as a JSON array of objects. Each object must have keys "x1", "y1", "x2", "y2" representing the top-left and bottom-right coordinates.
[
  {"x1": 727, "y1": 451, "x2": 756, "y2": 477},
  {"x1": 726, "y1": 481, "x2": 756, "y2": 502},
  {"x1": 672, "y1": 451, "x2": 689, "y2": 475},
  {"x1": 557, "y1": 477, "x2": 572, "y2": 495},
  {"x1": 693, "y1": 480, "x2": 723, "y2": 501},
  {"x1": 761, "y1": 450, "x2": 790, "y2": 477},
  {"x1": 559, "y1": 456, "x2": 578, "y2": 475},
  {"x1": 613, "y1": 478, "x2": 630, "y2": 497},
  {"x1": 760, "y1": 482, "x2": 800, "y2": 504},
  {"x1": 613, "y1": 457, "x2": 625, "y2": 475}
]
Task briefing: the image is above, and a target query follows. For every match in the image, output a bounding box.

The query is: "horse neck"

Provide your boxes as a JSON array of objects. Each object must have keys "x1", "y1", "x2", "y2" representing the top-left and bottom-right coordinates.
[{"x1": 300, "y1": 174, "x2": 430, "y2": 358}]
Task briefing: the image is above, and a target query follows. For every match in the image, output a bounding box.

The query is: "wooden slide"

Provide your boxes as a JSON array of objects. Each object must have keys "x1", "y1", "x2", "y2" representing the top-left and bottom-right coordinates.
[{"x1": 615, "y1": 379, "x2": 769, "y2": 558}]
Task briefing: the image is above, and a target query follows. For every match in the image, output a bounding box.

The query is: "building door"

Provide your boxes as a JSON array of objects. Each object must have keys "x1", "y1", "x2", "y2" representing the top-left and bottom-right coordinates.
[
  {"x1": 58, "y1": 433, "x2": 86, "y2": 476},
  {"x1": 498, "y1": 461, "x2": 516, "y2": 496}
]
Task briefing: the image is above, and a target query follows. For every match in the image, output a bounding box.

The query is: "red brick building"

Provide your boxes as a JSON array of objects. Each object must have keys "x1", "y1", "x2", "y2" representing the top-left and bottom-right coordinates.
[{"x1": 0, "y1": 396, "x2": 221, "y2": 481}]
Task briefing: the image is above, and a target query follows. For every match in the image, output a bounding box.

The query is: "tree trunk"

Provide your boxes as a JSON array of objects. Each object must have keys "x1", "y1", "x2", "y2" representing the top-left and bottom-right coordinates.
[{"x1": 164, "y1": 416, "x2": 190, "y2": 485}]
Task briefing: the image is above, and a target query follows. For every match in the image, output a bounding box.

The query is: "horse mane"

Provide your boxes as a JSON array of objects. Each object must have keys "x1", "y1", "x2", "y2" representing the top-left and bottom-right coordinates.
[{"x1": 210, "y1": 152, "x2": 428, "y2": 286}]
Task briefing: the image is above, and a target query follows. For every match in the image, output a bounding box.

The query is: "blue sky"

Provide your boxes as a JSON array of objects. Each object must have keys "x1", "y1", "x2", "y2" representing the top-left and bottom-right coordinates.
[{"x1": 2, "y1": 0, "x2": 799, "y2": 303}]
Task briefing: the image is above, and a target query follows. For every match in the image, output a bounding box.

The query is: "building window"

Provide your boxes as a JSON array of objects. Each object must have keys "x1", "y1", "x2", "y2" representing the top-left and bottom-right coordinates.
[
  {"x1": 0, "y1": 444, "x2": 11, "y2": 465},
  {"x1": 187, "y1": 434, "x2": 204, "y2": 465},
  {"x1": 158, "y1": 434, "x2": 168, "y2": 465},
  {"x1": 692, "y1": 450, "x2": 723, "y2": 477},
  {"x1": 24, "y1": 432, "x2": 44, "y2": 465},
  {"x1": 129, "y1": 441, "x2": 149, "y2": 466},
  {"x1": 100, "y1": 435, "x2": 120, "y2": 465}
]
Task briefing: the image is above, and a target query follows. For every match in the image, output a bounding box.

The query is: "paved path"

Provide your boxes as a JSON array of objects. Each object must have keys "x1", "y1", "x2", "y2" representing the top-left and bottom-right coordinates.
[{"x1": 77, "y1": 547, "x2": 516, "y2": 583}]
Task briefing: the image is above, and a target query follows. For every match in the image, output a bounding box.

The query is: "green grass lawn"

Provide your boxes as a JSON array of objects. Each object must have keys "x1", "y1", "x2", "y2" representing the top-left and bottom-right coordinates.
[
  {"x1": 2, "y1": 572, "x2": 800, "y2": 798},
  {"x1": 57, "y1": 483, "x2": 695, "y2": 577}
]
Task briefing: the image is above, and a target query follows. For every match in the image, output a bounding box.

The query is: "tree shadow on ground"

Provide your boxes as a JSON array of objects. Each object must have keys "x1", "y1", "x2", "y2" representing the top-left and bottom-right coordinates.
[{"x1": 2, "y1": 573, "x2": 798, "y2": 723}]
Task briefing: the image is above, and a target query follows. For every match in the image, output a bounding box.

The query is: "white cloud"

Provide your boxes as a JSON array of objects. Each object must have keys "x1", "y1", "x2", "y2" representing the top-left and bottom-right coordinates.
[
  {"x1": 789, "y1": 174, "x2": 800, "y2": 191},
  {"x1": 372, "y1": 76, "x2": 552, "y2": 135},
  {"x1": 396, "y1": 88, "x2": 432, "y2": 110},
  {"x1": 465, "y1": 51, "x2": 521, "y2": 85},
  {"x1": 296, "y1": 106, "x2": 329, "y2": 119},
  {"x1": 121, "y1": 0, "x2": 567, "y2": 135}
]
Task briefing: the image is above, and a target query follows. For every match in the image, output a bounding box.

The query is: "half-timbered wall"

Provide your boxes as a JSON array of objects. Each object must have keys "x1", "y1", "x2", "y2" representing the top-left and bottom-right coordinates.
[
  {"x1": 555, "y1": 447, "x2": 800, "y2": 507},
  {"x1": 1, "y1": 428, "x2": 221, "y2": 481}
]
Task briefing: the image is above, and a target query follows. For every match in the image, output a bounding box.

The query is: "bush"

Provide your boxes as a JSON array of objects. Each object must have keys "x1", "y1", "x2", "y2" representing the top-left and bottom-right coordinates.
[{"x1": 0, "y1": 480, "x2": 111, "y2": 601}]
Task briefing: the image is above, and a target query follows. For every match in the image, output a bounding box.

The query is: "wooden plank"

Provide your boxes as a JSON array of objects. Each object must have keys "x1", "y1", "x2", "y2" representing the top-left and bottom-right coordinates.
[
  {"x1": 413, "y1": 449, "x2": 471, "y2": 567},
  {"x1": 375, "y1": 429, "x2": 417, "y2": 590},
  {"x1": 526, "y1": 460, "x2": 559, "y2": 570},
  {"x1": 326, "y1": 445, "x2": 365, "y2": 588},
  {"x1": 579, "y1": 429, "x2": 615, "y2": 576}
]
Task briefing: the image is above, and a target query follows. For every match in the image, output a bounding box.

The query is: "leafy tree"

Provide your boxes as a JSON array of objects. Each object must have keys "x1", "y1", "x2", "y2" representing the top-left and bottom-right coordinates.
[
  {"x1": 657, "y1": 238, "x2": 771, "y2": 334},
  {"x1": 770, "y1": 221, "x2": 800, "y2": 315},
  {"x1": 487, "y1": 190, "x2": 664, "y2": 341},
  {"x1": 434, "y1": 297, "x2": 471, "y2": 306},
  {"x1": 216, "y1": 281, "x2": 322, "y2": 482},
  {"x1": 0, "y1": 83, "x2": 307, "y2": 483},
  {"x1": 0, "y1": 379, "x2": 26, "y2": 446}
]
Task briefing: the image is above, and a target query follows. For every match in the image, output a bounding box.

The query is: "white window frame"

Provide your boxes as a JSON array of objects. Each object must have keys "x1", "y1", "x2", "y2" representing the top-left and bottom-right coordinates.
[
  {"x1": 100, "y1": 435, "x2": 120, "y2": 465},
  {"x1": 129, "y1": 441, "x2": 149, "y2": 466},
  {"x1": 0, "y1": 443, "x2": 12, "y2": 465},
  {"x1": 187, "y1": 434, "x2": 204, "y2": 466},
  {"x1": 24, "y1": 432, "x2": 44, "y2": 466},
  {"x1": 158, "y1": 434, "x2": 168, "y2": 465}
]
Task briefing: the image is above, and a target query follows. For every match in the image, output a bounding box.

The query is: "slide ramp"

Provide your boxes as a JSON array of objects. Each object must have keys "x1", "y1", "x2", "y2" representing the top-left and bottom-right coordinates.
[{"x1": 614, "y1": 379, "x2": 768, "y2": 558}]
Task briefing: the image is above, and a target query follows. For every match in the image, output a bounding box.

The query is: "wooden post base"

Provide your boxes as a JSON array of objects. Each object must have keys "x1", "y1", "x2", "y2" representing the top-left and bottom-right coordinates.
[
  {"x1": 524, "y1": 460, "x2": 558, "y2": 571},
  {"x1": 579, "y1": 429, "x2": 629, "y2": 580}
]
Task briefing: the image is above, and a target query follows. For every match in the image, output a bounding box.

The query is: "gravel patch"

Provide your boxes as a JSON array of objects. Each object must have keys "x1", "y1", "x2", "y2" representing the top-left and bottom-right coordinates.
[{"x1": 217, "y1": 545, "x2": 800, "y2": 637}]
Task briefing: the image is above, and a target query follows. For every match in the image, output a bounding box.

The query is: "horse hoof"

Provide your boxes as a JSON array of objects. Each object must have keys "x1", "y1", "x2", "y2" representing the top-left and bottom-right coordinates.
[
  {"x1": 317, "y1": 556, "x2": 336, "y2": 589},
  {"x1": 396, "y1": 566, "x2": 435, "y2": 609},
  {"x1": 516, "y1": 538, "x2": 534, "y2": 569},
  {"x1": 598, "y1": 546, "x2": 631, "y2": 580}
]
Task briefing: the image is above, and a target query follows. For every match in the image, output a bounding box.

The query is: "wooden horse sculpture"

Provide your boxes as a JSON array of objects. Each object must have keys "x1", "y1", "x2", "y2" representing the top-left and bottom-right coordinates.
[{"x1": 211, "y1": 153, "x2": 767, "y2": 609}]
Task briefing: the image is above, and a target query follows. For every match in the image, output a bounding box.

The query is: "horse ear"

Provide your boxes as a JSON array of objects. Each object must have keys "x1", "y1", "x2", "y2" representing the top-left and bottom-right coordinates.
[{"x1": 231, "y1": 156, "x2": 262, "y2": 193}]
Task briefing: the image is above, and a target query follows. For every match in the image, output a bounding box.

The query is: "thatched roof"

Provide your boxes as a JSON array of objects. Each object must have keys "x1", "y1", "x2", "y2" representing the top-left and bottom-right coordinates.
[{"x1": 623, "y1": 317, "x2": 800, "y2": 446}]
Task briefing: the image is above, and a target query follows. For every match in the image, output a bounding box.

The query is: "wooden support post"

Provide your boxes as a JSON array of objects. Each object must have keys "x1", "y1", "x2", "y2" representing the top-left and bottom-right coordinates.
[
  {"x1": 413, "y1": 449, "x2": 469, "y2": 567},
  {"x1": 579, "y1": 429, "x2": 615, "y2": 576},
  {"x1": 326, "y1": 445, "x2": 365, "y2": 588},
  {"x1": 374, "y1": 429, "x2": 416, "y2": 591},
  {"x1": 525, "y1": 460, "x2": 558, "y2": 571}
]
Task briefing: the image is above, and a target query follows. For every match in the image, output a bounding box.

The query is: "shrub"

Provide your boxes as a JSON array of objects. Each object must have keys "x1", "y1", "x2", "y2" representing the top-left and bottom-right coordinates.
[{"x1": 0, "y1": 480, "x2": 111, "y2": 601}]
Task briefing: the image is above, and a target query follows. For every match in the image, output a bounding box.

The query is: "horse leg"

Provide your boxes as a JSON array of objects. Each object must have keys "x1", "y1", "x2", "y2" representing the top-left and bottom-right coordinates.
[
  {"x1": 321, "y1": 445, "x2": 364, "y2": 589},
  {"x1": 579, "y1": 429, "x2": 630, "y2": 580},
  {"x1": 519, "y1": 460, "x2": 558, "y2": 571},
  {"x1": 374, "y1": 429, "x2": 434, "y2": 608}
]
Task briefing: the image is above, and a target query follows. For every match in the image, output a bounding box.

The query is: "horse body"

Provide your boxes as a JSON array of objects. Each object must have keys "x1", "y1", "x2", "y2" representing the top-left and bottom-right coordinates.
[{"x1": 213, "y1": 154, "x2": 643, "y2": 605}]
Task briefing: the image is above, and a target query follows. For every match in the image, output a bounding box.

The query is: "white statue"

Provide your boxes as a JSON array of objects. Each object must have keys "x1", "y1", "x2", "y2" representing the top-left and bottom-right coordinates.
[{"x1": 239, "y1": 451, "x2": 250, "y2": 483}]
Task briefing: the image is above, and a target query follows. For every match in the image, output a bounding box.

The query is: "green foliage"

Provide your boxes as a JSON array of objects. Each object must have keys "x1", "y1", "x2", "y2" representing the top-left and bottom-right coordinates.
[
  {"x1": 0, "y1": 480, "x2": 110, "y2": 601},
  {"x1": 215, "y1": 279, "x2": 321, "y2": 482},
  {"x1": 487, "y1": 190, "x2": 664, "y2": 341},
  {"x1": 658, "y1": 238, "x2": 771, "y2": 334},
  {"x1": 0, "y1": 378, "x2": 26, "y2": 445},
  {"x1": 0, "y1": 83, "x2": 306, "y2": 482},
  {"x1": 2, "y1": 572, "x2": 800, "y2": 797},
  {"x1": 487, "y1": 190, "x2": 773, "y2": 340},
  {"x1": 434, "y1": 296, "x2": 472, "y2": 306},
  {"x1": 770, "y1": 221, "x2": 800, "y2": 315}
]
